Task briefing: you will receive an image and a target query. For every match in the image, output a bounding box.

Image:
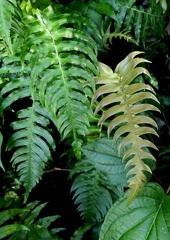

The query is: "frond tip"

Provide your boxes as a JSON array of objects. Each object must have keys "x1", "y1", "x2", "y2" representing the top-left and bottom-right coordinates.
[{"x1": 92, "y1": 51, "x2": 160, "y2": 204}]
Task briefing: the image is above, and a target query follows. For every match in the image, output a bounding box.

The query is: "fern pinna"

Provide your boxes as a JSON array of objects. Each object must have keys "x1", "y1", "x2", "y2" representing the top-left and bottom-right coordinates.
[{"x1": 92, "y1": 51, "x2": 160, "y2": 204}]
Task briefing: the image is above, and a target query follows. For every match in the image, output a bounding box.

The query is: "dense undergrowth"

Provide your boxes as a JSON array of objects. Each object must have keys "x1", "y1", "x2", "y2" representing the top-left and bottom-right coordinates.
[{"x1": 0, "y1": 0, "x2": 170, "y2": 239}]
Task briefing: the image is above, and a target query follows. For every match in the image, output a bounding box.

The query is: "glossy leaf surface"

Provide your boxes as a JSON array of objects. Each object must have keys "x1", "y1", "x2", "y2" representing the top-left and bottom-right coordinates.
[{"x1": 100, "y1": 183, "x2": 170, "y2": 240}]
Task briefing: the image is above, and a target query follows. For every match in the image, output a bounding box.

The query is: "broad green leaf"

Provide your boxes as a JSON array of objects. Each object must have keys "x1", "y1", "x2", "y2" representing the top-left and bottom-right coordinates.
[
  {"x1": 0, "y1": 224, "x2": 29, "y2": 239},
  {"x1": 94, "y1": 3, "x2": 118, "y2": 21},
  {"x1": 99, "y1": 183, "x2": 170, "y2": 240},
  {"x1": 19, "y1": 201, "x2": 41, "y2": 222},
  {"x1": 71, "y1": 223, "x2": 95, "y2": 240},
  {"x1": 35, "y1": 215, "x2": 60, "y2": 228},
  {"x1": 82, "y1": 138, "x2": 128, "y2": 187},
  {"x1": 24, "y1": 202, "x2": 48, "y2": 226},
  {"x1": 8, "y1": 230, "x2": 28, "y2": 240},
  {"x1": 0, "y1": 208, "x2": 25, "y2": 226},
  {"x1": 28, "y1": 225, "x2": 56, "y2": 240}
]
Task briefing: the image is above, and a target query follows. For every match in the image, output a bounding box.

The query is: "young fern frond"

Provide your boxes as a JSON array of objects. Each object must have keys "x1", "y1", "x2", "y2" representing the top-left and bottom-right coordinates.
[
  {"x1": 6, "y1": 102, "x2": 56, "y2": 203},
  {"x1": 22, "y1": 6, "x2": 99, "y2": 159},
  {"x1": 92, "y1": 51, "x2": 160, "y2": 204},
  {"x1": 0, "y1": 0, "x2": 16, "y2": 54}
]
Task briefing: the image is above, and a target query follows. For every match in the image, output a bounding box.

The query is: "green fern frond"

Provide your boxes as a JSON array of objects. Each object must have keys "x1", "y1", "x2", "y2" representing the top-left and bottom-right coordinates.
[
  {"x1": 92, "y1": 51, "x2": 160, "y2": 204},
  {"x1": 6, "y1": 102, "x2": 56, "y2": 203},
  {"x1": 0, "y1": 0, "x2": 16, "y2": 54},
  {"x1": 102, "y1": 24, "x2": 137, "y2": 49},
  {"x1": 70, "y1": 161, "x2": 113, "y2": 222},
  {"x1": 22, "y1": 6, "x2": 99, "y2": 159},
  {"x1": 111, "y1": 1, "x2": 166, "y2": 44},
  {"x1": 70, "y1": 138, "x2": 127, "y2": 222},
  {"x1": 0, "y1": 55, "x2": 31, "y2": 109}
]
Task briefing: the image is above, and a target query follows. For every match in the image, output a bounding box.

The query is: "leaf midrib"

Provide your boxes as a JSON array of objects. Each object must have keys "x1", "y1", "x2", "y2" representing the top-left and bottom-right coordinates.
[{"x1": 40, "y1": 15, "x2": 78, "y2": 154}]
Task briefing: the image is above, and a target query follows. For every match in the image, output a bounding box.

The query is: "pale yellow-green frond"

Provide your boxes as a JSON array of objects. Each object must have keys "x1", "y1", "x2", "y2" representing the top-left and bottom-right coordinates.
[{"x1": 92, "y1": 51, "x2": 160, "y2": 204}]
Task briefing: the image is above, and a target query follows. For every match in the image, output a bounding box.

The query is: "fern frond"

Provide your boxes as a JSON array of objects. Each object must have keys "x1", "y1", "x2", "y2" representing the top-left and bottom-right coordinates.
[
  {"x1": 111, "y1": 1, "x2": 166, "y2": 44},
  {"x1": 70, "y1": 138, "x2": 127, "y2": 222},
  {"x1": 102, "y1": 25, "x2": 137, "y2": 49},
  {"x1": 0, "y1": 55, "x2": 31, "y2": 109},
  {"x1": 6, "y1": 102, "x2": 56, "y2": 203},
  {"x1": 92, "y1": 51, "x2": 160, "y2": 204},
  {"x1": 22, "y1": 6, "x2": 99, "y2": 159},
  {"x1": 70, "y1": 161, "x2": 113, "y2": 222},
  {"x1": 0, "y1": 0, "x2": 16, "y2": 54}
]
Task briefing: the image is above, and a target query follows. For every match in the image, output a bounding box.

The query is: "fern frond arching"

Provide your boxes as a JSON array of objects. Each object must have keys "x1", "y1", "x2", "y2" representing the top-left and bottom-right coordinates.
[
  {"x1": 0, "y1": 0, "x2": 16, "y2": 54},
  {"x1": 92, "y1": 51, "x2": 160, "y2": 204},
  {"x1": 6, "y1": 102, "x2": 56, "y2": 203},
  {"x1": 22, "y1": 6, "x2": 99, "y2": 159}
]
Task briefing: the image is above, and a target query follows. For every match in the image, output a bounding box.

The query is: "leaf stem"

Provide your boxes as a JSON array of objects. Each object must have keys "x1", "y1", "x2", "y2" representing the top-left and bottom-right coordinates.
[
  {"x1": 166, "y1": 185, "x2": 170, "y2": 195},
  {"x1": 43, "y1": 167, "x2": 72, "y2": 174}
]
